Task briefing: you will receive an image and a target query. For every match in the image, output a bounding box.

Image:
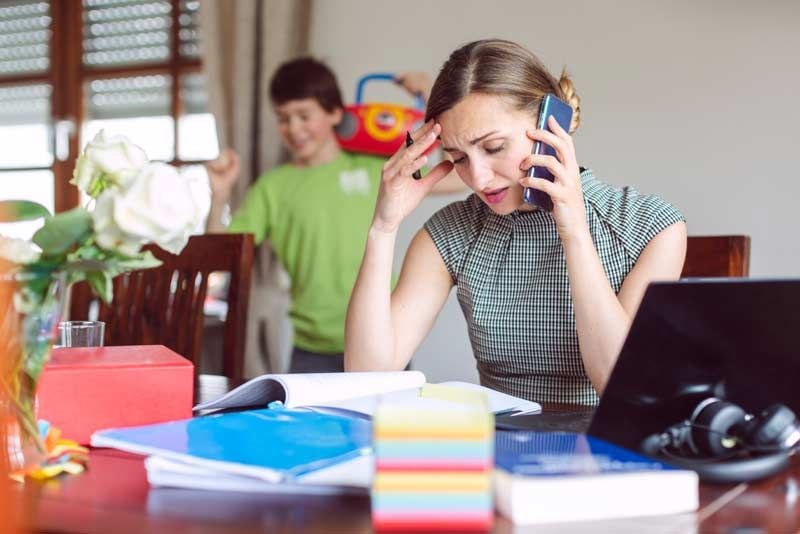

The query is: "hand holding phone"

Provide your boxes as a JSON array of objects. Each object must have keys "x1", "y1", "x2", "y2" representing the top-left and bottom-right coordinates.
[{"x1": 522, "y1": 94, "x2": 574, "y2": 211}]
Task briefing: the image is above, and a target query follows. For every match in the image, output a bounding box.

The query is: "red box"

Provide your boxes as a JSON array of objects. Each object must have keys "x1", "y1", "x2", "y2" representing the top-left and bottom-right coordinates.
[{"x1": 37, "y1": 345, "x2": 194, "y2": 445}]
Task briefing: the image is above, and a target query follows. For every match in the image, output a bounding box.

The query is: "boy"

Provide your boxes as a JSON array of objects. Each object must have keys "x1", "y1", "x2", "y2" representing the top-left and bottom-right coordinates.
[{"x1": 206, "y1": 57, "x2": 462, "y2": 373}]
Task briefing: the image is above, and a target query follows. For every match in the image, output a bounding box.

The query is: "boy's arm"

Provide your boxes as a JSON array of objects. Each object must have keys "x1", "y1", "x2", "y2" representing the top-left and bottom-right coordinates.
[{"x1": 205, "y1": 148, "x2": 240, "y2": 232}]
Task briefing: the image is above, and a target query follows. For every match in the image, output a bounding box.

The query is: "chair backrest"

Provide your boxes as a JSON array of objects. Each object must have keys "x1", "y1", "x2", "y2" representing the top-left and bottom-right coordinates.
[
  {"x1": 70, "y1": 233, "x2": 254, "y2": 380},
  {"x1": 681, "y1": 235, "x2": 751, "y2": 278}
]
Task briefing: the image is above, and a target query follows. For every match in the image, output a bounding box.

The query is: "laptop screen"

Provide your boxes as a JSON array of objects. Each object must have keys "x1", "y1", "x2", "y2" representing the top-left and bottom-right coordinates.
[{"x1": 588, "y1": 279, "x2": 800, "y2": 454}]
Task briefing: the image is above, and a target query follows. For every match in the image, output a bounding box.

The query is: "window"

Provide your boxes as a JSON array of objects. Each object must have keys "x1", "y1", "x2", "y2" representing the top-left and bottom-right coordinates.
[{"x1": 0, "y1": 0, "x2": 217, "y2": 239}]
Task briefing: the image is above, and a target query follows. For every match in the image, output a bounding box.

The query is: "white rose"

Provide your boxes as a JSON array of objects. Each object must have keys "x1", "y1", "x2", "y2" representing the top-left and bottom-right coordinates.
[
  {"x1": 92, "y1": 163, "x2": 211, "y2": 255},
  {"x1": 72, "y1": 130, "x2": 148, "y2": 196},
  {"x1": 0, "y1": 235, "x2": 41, "y2": 264}
]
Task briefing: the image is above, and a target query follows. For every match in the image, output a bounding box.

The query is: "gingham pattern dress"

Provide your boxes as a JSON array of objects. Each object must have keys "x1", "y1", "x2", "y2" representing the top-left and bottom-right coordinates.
[{"x1": 424, "y1": 169, "x2": 685, "y2": 405}]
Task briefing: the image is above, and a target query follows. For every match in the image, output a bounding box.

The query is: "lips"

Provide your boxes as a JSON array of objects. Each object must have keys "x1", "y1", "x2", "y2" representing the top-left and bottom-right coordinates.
[{"x1": 483, "y1": 187, "x2": 509, "y2": 204}]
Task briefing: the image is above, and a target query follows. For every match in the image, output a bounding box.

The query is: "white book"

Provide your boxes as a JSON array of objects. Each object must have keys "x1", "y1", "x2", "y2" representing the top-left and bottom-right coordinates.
[
  {"x1": 193, "y1": 370, "x2": 541, "y2": 417},
  {"x1": 494, "y1": 431, "x2": 698, "y2": 525}
]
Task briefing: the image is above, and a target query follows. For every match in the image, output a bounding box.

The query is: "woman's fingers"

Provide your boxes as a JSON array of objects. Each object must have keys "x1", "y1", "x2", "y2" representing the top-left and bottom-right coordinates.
[
  {"x1": 518, "y1": 154, "x2": 564, "y2": 180},
  {"x1": 398, "y1": 154, "x2": 428, "y2": 180},
  {"x1": 384, "y1": 121, "x2": 439, "y2": 180},
  {"x1": 522, "y1": 176, "x2": 558, "y2": 197},
  {"x1": 525, "y1": 128, "x2": 570, "y2": 164},
  {"x1": 423, "y1": 159, "x2": 454, "y2": 185}
]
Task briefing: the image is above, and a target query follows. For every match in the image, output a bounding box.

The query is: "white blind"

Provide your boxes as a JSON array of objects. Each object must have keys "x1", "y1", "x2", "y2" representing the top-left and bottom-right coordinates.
[
  {"x1": 83, "y1": 0, "x2": 172, "y2": 67},
  {"x1": 0, "y1": 0, "x2": 51, "y2": 76}
]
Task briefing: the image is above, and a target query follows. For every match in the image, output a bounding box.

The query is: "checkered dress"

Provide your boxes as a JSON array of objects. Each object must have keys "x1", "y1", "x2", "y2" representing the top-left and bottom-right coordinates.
[{"x1": 424, "y1": 169, "x2": 685, "y2": 405}]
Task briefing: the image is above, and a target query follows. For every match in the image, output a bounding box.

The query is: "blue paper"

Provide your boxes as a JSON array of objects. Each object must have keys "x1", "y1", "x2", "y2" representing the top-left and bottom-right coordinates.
[{"x1": 93, "y1": 408, "x2": 372, "y2": 480}]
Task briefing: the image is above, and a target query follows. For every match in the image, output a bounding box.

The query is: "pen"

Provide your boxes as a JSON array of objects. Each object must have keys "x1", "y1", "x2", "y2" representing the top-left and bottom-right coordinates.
[{"x1": 405, "y1": 131, "x2": 422, "y2": 180}]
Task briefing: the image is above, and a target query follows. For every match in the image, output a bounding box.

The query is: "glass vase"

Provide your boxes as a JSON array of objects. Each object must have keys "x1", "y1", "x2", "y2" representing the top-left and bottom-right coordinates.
[{"x1": 1, "y1": 271, "x2": 66, "y2": 473}]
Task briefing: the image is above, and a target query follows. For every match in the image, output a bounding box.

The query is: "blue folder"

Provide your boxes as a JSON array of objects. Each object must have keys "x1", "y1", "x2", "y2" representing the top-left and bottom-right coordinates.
[{"x1": 91, "y1": 407, "x2": 372, "y2": 483}]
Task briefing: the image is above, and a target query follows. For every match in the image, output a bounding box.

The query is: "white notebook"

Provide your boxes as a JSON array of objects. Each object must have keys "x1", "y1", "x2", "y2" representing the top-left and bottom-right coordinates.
[{"x1": 193, "y1": 370, "x2": 540, "y2": 417}]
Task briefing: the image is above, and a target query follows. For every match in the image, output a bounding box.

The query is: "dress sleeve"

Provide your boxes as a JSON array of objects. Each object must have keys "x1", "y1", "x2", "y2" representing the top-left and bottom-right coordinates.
[
  {"x1": 423, "y1": 195, "x2": 484, "y2": 282},
  {"x1": 592, "y1": 184, "x2": 686, "y2": 263}
]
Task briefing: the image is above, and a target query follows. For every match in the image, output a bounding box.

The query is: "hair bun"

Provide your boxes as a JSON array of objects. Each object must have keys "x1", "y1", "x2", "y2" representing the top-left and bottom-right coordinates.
[{"x1": 557, "y1": 69, "x2": 581, "y2": 133}]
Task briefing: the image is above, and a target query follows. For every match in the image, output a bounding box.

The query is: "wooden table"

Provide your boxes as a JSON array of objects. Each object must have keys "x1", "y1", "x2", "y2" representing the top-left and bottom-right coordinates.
[{"x1": 16, "y1": 376, "x2": 800, "y2": 533}]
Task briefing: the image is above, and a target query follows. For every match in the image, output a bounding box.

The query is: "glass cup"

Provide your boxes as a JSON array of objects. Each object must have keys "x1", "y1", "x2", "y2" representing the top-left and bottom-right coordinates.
[{"x1": 58, "y1": 321, "x2": 105, "y2": 347}]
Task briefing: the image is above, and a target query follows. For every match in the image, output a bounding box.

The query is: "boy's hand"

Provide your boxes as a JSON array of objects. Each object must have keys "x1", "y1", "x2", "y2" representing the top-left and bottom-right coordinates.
[
  {"x1": 206, "y1": 148, "x2": 240, "y2": 201},
  {"x1": 395, "y1": 72, "x2": 432, "y2": 102}
]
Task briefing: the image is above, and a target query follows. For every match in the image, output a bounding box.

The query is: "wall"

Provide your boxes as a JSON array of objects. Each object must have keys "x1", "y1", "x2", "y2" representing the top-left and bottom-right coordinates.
[{"x1": 309, "y1": 0, "x2": 800, "y2": 383}]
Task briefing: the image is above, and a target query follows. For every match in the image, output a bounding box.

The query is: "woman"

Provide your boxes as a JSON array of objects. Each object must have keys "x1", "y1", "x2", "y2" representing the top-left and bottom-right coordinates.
[{"x1": 345, "y1": 39, "x2": 686, "y2": 405}]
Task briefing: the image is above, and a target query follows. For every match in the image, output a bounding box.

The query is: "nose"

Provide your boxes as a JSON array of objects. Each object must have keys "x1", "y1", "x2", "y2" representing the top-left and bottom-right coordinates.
[
  {"x1": 287, "y1": 116, "x2": 304, "y2": 138},
  {"x1": 465, "y1": 158, "x2": 493, "y2": 189}
]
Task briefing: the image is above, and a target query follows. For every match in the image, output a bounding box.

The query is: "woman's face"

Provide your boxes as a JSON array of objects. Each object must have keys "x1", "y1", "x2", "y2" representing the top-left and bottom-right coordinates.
[{"x1": 438, "y1": 93, "x2": 537, "y2": 215}]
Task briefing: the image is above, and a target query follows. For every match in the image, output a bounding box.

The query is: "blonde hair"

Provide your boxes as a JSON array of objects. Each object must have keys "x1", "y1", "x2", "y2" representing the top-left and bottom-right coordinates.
[{"x1": 426, "y1": 39, "x2": 581, "y2": 134}]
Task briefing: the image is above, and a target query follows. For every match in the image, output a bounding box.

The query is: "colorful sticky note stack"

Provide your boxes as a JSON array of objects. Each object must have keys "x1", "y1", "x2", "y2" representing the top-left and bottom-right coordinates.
[{"x1": 371, "y1": 384, "x2": 494, "y2": 532}]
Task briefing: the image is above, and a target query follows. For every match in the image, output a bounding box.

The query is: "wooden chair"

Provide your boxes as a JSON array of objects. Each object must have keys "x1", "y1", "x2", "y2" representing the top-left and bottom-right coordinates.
[
  {"x1": 681, "y1": 235, "x2": 751, "y2": 278},
  {"x1": 70, "y1": 233, "x2": 254, "y2": 380}
]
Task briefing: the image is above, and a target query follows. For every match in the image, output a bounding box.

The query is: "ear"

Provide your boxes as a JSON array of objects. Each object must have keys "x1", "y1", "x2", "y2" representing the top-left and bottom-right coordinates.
[{"x1": 329, "y1": 107, "x2": 344, "y2": 127}]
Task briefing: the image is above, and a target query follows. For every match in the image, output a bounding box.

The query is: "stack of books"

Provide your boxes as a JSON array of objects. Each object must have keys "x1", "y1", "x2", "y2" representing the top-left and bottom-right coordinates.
[{"x1": 371, "y1": 385, "x2": 494, "y2": 532}]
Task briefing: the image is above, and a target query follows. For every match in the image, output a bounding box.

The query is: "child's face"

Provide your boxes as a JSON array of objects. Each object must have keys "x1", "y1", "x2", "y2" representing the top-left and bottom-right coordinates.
[
  {"x1": 274, "y1": 98, "x2": 342, "y2": 166},
  {"x1": 438, "y1": 93, "x2": 537, "y2": 215}
]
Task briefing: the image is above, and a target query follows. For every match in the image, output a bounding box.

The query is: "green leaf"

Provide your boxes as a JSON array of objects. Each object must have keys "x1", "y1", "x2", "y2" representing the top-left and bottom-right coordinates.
[
  {"x1": 32, "y1": 207, "x2": 92, "y2": 255},
  {"x1": 113, "y1": 250, "x2": 162, "y2": 271},
  {"x1": 0, "y1": 200, "x2": 51, "y2": 222},
  {"x1": 86, "y1": 270, "x2": 113, "y2": 304},
  {"x1": 62, "y1": 258, "x2": 109, "y2": 273}
]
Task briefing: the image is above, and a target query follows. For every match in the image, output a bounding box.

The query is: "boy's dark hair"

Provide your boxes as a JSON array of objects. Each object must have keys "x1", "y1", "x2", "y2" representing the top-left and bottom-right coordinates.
[{"x1": 269, "y1": 57, "x2": 344, "y2": 112}]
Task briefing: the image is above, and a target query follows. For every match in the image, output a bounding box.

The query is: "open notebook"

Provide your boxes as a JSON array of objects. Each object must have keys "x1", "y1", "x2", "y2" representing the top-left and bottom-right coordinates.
[{"x1": 193, "y1": 370, "x2": 541, "y2": 417}]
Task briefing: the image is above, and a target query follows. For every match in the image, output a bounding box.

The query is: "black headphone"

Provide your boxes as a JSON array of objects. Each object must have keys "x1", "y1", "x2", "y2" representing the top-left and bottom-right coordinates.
[{"x1": 641, "y1": 398, "x2": 800, "y2": 484}]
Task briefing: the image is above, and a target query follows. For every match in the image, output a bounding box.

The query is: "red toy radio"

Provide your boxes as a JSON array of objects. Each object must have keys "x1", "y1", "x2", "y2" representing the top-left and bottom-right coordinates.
[{"x1": 336, "y1": 73, "x2": 436, "y2": 157}]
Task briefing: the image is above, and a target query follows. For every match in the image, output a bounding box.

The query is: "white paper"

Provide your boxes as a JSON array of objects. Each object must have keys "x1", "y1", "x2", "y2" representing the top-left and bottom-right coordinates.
[
  {"x1": 194, "y1": 370, "x2": 426, "y2": 412},
  {"x1": 145, "y1": 455, "x2": 372, "y2": 494}
]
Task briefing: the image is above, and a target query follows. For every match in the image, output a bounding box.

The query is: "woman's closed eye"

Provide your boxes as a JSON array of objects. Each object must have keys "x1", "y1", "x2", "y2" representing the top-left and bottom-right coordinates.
[
  {"x1": 451, "y1": 145, "x2": 505, "y2": 165},
  {"x1": 485, "y1": 144, "x2": 505, "y2": 155}
]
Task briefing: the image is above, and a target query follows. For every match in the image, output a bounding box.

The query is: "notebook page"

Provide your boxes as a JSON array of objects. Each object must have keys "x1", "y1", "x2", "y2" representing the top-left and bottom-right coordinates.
[
  {"x1": 281, "y1": 370, "x2": 426, "y2": 408},
  {"x1": 436, "y1": 381, "x2": 541, "y2": 415}
]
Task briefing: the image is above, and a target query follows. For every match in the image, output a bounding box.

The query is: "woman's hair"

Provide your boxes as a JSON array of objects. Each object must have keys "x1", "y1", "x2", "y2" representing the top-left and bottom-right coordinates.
[
  {"x1": 425, "y1": 39, "x2": 581, "y2": 133},
  {"x1": 270, "y1": 57, "x2": 344, "y2": 112}
]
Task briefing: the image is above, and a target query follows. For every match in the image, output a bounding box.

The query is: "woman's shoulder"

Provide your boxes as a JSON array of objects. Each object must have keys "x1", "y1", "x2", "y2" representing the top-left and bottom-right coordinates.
[
  {"x1": 581, "y1": 168, "x2": 684, "y2": 223},
  {"x1": 581, "y1": 168, "x2": 685, "y2": 256},
  {"x1": 427, "y1": 194, "x2": 486, "y2": 231},
  {"x1": 424, "y1": 194, "x2": 486, "y2": 267}
]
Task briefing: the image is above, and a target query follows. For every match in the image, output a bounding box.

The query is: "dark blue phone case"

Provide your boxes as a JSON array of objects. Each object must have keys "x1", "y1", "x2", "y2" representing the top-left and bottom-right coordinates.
[{"x1": 523, "y1": 94, "x2": 574, "y2": 211}]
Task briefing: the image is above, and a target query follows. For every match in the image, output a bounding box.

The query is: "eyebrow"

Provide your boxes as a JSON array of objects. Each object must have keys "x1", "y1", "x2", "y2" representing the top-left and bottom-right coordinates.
[{"x1": 441, "y1": 130, "x2": 500, "y2": 152}]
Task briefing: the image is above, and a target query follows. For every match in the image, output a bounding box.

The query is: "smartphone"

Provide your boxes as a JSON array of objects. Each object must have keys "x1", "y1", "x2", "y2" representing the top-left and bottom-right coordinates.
[{"x1": 522, "y1": 94, "x2": 574, "y2": 211}]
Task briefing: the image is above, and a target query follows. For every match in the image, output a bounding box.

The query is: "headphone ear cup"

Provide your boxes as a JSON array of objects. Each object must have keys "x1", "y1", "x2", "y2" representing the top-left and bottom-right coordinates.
[
  {"x1": 746, "y1": 404, "x2": 799, "y2": 449},
  {"x1": 691, "y1": 401, "x2": 747, "y2": 456}
]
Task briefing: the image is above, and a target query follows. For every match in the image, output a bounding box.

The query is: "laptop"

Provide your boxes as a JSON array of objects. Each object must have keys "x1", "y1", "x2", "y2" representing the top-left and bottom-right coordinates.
[{"x1": 498, "y1": 279, "x2": 800, "y2": 454}]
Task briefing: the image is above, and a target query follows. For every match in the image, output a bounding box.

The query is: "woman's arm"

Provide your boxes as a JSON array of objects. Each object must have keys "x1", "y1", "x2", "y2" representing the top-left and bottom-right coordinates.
[
  {"x1": 345, "y1": 227, "x2": 453, "y2": 370},
  {"x1": 345, "y1": 120, "x2": 455, "y2": 371},
  {"x1": 564, "y1": 221, "x2": 686, "y2": 394},
  {"x1": 519, "y1": 116, "x2": 687, "y2": 395}
]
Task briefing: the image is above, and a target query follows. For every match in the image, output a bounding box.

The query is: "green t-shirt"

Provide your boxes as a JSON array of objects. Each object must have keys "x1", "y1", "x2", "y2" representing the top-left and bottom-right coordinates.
[{"x1": 228, "y1": 151, "x2": 384, "y2": 354}]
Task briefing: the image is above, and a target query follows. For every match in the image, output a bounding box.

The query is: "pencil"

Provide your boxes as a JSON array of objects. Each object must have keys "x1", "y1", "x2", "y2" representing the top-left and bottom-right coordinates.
[{"x1": 405, "y1": 131, "x2": 422, "y2": 180}]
